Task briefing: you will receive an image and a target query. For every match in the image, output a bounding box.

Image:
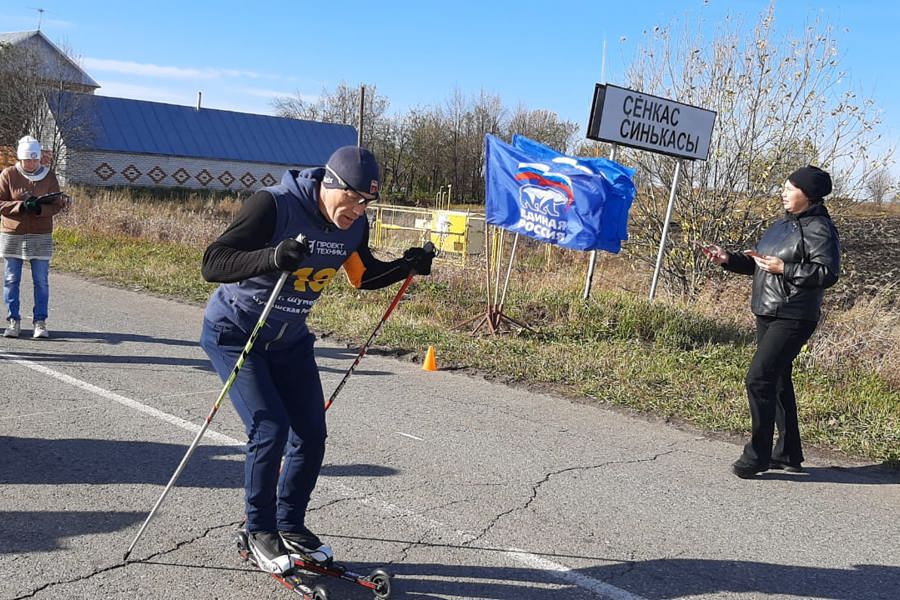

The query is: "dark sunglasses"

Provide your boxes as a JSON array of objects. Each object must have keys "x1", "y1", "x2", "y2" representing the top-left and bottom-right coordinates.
[{"x1": 325, "y1": 166, "x2": 379, "y2": 205}]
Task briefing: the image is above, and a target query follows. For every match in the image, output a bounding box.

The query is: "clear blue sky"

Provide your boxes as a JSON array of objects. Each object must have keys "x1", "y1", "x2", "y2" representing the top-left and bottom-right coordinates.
[{"x1": 4, "y1": 0, "x2": 898, "y2": 177}]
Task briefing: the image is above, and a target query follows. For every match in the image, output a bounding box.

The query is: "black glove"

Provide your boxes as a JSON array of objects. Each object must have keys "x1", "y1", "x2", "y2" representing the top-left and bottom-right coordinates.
[
  {"x1": 23, "y1": 196, "x2": 42, "y2": 214},
  {"x1": 403, "y1": 243, "x2": 436, "y2": 275},
  {"x1": 273, "y1": 235, "x2": 311, "y2": 272}
]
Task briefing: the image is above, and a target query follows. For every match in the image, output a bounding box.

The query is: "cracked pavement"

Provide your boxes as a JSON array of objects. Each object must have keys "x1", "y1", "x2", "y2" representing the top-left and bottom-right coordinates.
[{"x1": 1, "y1": 273, "x2": 898, "y2": 600}]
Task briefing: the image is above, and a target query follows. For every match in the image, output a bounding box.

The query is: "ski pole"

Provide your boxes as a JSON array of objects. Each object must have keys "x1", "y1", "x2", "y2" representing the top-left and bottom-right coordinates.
[
  {"x1": 324, "y1": 242, "x2": 435, "y2": 411},
  {"x1": 124, "y1": 236, "x2": 304, "y2": 562},
  {"x1": 325, "y1": 273, "x2": 412, "y2": 412}
]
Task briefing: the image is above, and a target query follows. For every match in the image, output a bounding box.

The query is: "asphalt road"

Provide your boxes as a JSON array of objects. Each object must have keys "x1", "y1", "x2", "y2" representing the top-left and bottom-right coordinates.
[{"x1": 1, "y1": 272, "x2": 898, "y2": 600}]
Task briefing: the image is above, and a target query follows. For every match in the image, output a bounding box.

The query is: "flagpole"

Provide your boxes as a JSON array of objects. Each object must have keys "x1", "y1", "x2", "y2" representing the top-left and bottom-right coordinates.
[
  {"x1": 583, "y1": 142, "x2": 617, "y2": 300},
  {"x1": 583, "y1": 39, "x2": 610, "y2": 301}
]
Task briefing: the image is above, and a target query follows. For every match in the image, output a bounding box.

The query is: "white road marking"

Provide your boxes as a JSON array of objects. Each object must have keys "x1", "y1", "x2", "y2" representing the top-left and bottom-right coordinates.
[
  {"x1": 146, "y1": 389, "x2": 222, "y2": 400},
  {"x1": 1, "y1": 352, "x2": 649, "y2": 600},
  {"x1": 505, "y1": 550, "x2": 650, "y2": 600},
  {"x1": 396, "y1": 431, "x2": 424, "y2": 441},
  {"x1": 0, "y1": 353, "x2": 240, "y2": 446}
]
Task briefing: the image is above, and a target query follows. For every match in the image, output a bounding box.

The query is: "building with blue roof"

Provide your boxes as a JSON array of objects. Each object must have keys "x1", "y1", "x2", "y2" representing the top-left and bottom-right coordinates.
[
  {"x1": 3, "y1": 30, "x2": 358, "y2": 191},
  {"x1": 45, "y1": 91, "x2": 357, "y2": 190}
]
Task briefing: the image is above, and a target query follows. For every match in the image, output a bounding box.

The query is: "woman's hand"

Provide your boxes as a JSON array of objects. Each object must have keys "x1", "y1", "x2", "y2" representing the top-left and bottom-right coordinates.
[
  {"x1": 701, "y1": 244, "x2": 729, "y2": 265},
  {"x1": 745, "y1": 251, "x2": 784, "y2": 274}
]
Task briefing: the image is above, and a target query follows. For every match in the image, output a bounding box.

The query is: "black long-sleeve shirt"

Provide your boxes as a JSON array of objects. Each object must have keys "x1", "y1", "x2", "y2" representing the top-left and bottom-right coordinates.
[{"x1": 202, "y1": 191, "x2": 410, "y2": 289}]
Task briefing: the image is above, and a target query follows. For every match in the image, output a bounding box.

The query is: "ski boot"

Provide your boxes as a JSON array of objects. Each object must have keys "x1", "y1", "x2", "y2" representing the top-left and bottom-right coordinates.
[
  {"x1": 280, "y1": 528, "x2": 391, "y2": 598},
  {"x1": 235, "y1": 528, "x2": 329, "y2": 599}
]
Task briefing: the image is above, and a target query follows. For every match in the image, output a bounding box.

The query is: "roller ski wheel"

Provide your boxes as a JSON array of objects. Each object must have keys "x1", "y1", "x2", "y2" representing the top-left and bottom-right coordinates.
[
  {"x1": 292, "y1": 556, "x2": 392, "y2": 599},
  {"x1": 234, "y1": 529, "x2": 329, "y2": 600},
  {"x1": 367, "y1": 568, "x2": 392, "y2": 599}
]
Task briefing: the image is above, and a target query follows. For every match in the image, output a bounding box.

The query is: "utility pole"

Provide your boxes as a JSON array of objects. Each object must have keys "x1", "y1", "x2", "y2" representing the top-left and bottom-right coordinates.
[{"x1": 357, "y1": 84, "x2": 365, "y2": 147}]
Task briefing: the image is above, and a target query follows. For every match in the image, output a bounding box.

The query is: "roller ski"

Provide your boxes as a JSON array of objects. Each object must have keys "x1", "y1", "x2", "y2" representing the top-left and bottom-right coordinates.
[
  {"x1": 291, "y1": 555, "x2": 391, "y2": 600},
  {"x1": 281, "y1": 527, "x2": 392, "y2": 599},
  {"x1": 235, "y1": 529, "x2": 329, "y2": 600}
]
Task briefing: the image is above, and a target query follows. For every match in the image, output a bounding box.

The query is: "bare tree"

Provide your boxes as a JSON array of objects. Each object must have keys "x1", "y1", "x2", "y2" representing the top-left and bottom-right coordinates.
[
  {"x1": 620, "y1": 3, "x2": 891, "y2": 296},
  {"x1": 273, "y1": 83, "x2": 573, "y2": 204},
  {"x1": 272, "y1": 81, "x2": 389, "y2": 150},
  {"x1": 271, "y1": 92, "x2": 322, "y2": 122},
  {"x1": 0, "y1": 42, "x2": 44, "y2": 148},
  {"x1": 864, "y1": 167, "x2": 893, "y2": 205},
  {"x1": 0, "y1": 38, "x2": 93, "y2": 173},
  {"x1": 506, "y1": 105, "x2": 579, "y2": 153}
]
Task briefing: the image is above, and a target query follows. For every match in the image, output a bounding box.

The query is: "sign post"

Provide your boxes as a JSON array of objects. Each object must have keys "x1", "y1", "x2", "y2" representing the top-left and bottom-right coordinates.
[{"x1": 586, "y1": 83, "x2": 716, "y2": 299}]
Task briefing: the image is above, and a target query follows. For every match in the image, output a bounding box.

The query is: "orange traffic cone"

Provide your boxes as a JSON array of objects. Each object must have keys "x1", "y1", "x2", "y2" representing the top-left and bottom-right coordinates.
[{"x1": 422, "y1": 345, "x2": 438, "y2": 371}]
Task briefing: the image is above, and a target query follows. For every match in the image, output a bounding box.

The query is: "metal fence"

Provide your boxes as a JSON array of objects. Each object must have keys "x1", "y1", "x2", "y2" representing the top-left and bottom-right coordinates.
[{"x1": 370, "y1": 204, "x2": 486, "y2": 263}]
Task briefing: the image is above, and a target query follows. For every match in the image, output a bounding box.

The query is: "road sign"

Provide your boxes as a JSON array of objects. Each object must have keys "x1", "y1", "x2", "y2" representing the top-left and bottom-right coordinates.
[{"x1": 587, "y1": 83, "x2": 716, "y2": 161}]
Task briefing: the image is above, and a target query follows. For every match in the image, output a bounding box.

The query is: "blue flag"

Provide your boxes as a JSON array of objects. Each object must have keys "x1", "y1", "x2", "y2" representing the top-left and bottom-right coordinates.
[{"x1": 485, "y1": 134, "x2": 636, "y2": 252}]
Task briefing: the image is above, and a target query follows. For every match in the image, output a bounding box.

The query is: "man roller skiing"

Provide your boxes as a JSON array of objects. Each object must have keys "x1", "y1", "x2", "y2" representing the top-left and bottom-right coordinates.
[{"x1": 200, "y1": 145, "x2": 434, "y2": 574}]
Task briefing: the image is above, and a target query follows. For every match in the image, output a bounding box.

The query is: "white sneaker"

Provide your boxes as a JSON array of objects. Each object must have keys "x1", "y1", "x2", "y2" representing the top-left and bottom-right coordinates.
[
  {"x1": 33, "y1": 321, "x2": 49, "y2": 338},
  {"x1": 3, "y1": 319, "x2": 20, "y2": 338}
]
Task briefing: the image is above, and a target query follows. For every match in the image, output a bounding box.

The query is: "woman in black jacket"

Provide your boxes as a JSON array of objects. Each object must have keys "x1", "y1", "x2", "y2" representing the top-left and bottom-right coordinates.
[{"x1": 702, "y1": 165, "x2": 841, "y2": 479}]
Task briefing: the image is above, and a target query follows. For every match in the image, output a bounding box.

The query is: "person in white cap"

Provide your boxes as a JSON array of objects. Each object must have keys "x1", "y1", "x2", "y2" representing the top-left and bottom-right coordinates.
[{"x1": 0, "y1": 135, "x2": 70, "y2": 338}]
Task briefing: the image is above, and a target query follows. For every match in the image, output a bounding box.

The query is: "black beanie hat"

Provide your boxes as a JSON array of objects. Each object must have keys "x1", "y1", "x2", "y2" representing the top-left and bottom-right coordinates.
[
  {"x1": 323, "y1": 146, "x2": 381, "y2": 198},
  {"x1": 788, "y1": 165, "x2": 832, "y2": 202}
]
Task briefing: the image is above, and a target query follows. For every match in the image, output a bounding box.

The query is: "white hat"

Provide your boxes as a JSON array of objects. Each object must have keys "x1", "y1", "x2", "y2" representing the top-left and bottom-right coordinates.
[{"x1": 17, "y1": 136, "x2": 42, "y2": 160}]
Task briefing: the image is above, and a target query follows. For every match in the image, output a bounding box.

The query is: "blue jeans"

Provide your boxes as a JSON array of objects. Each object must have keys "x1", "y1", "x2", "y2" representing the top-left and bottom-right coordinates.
[
  {"x1": 4, "y1": 258, "x2": 50, "y2": 321},
  {"x1": 199, "y1": 317, "x2": 327, "y2": 533}
]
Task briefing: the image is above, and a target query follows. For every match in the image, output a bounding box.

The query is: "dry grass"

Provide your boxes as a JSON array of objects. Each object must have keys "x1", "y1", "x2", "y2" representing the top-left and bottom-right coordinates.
[
  {"x1": 57, "y1": 186, "x2": 900, "y2": 388},
  {"x1": 49, "y1": 186, "x2": 900, "y2": 462},
  {"x1": 61, "y1": 185, "x2": 240, "y2": 247},
  {"x1": 806, "y1": 286, "x2": 900, "y2": 385}
]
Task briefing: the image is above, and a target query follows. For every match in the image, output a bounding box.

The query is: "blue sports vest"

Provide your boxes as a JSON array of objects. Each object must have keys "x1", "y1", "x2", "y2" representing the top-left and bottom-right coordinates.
[{"x1": 203, "y1": 168, "x2": 366, "y2": 348}]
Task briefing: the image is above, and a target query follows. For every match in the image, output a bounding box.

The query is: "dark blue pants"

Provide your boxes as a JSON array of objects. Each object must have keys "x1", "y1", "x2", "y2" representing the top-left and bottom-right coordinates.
[
  {"x1": 742, "y1": 315, "x2": 817, "y2": 466},
  {"x1": 200, "y1": 318, "x2": 326, "y2": 533}
]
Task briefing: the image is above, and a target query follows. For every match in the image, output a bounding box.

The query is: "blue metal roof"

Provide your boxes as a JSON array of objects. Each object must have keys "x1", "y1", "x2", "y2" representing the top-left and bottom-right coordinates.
[{"x1": 48, "y1": 91, "x2": 358, "y2": 166}]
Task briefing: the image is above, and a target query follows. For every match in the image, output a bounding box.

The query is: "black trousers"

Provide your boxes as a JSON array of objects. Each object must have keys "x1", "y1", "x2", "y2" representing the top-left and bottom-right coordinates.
[{"x1": 741, "y1": 315, "x2": 818, "y2": 466}]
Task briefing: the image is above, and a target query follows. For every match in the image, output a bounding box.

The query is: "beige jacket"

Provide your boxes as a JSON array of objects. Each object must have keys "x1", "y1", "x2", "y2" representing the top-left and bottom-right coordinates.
[{"x1": 0, "y1": 164, "x2": 65, "y2": 234}]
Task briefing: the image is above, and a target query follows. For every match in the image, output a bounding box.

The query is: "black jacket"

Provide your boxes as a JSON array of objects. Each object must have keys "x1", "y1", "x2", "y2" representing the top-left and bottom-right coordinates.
[{"x1": 724, "y1": 203, "x2": 840, "y2": 321}]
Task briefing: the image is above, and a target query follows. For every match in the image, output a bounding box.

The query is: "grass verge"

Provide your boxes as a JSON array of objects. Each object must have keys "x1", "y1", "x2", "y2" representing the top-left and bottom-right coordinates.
[{"x1": 50, "y1": 225, "x2": 900, "y2": 465}]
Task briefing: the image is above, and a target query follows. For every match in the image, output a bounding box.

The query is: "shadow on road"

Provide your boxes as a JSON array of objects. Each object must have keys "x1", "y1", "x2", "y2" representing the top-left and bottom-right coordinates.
[
  {"x1": 1, "y1": 333, "x2": 399, "y2": 376},
  {"x1": 0, "y1": 510, "x2": 145, "y2": 554},
  {"x1": 1, "y1": 347, "x2": 214, "y2": 370},
  {"x1": 0, "y1": 436, "x2": 242, "y2": 487},
  {"x1": 23, "y1": 330, "x2": 199, "y2": 347},
  {"x1": 373, "y1": 559, "x2": 898, "y2": 600},
  {"x1": 138, "y1": 548, "x2": 900, "y2": 600},
  {"x1": 759, "y1": 464, "x2": 900, "y2": 485},
  {"x1": 320, "y1": 464, "x2": 399, "y2": 477},
  {"x1": 0, "y1": 437, "x2": 399, "y2": 491}
]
